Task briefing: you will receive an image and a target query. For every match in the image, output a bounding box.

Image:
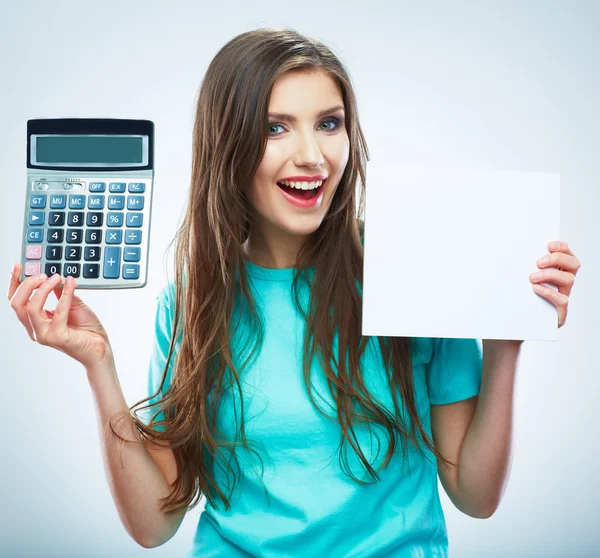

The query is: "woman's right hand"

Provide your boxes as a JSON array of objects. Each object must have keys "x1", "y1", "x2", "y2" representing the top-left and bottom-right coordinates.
[{"x1": 7, "y1": 263, "x2": 114, "y2": 369}]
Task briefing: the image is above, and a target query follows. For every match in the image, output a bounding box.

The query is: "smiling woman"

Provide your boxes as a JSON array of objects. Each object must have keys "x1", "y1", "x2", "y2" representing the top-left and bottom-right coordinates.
[{"x1": 89, "y1": 26, "x2": 483, "y2": 557}]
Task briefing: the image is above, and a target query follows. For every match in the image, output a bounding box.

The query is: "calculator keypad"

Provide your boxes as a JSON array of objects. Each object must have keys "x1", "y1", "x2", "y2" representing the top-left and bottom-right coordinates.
[{"x1": 23, "y1": 181, "x2": 148, "y2": 284}]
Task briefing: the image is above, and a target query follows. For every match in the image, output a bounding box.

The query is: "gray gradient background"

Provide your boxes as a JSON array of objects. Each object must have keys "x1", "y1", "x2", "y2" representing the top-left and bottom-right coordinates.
[{"x1": 1, "y1": 1, "x2": 598, "y2": 556}]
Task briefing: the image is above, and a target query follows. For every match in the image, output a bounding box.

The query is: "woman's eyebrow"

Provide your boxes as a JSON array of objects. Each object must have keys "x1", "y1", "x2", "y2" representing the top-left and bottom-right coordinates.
[{"x1": 268, "y1": 105, "x2": 344, "y2": 122}]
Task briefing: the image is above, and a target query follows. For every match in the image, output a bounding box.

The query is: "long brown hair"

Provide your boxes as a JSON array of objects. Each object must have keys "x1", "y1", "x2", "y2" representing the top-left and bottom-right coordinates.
[{"x1": 110, "y1": 27, "x2": 455, "y2": 515}]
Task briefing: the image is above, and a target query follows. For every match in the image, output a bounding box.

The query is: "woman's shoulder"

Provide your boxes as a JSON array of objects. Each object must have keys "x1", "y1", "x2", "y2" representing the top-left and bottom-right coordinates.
[
  {"x1": 157, "y1": 280, "x2": 176, "y2": 304},
  {"x1": 411, "y1": 337, "x2": 436, "y2": 366},
  {"x1": 155, "y1": 278, "x2": 183, "y2": 320}
]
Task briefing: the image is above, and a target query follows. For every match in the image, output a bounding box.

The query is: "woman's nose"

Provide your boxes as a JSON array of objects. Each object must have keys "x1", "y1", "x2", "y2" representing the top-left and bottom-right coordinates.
[{"x1": 293, "y1": 133, "x2": 324, "y2": 168}]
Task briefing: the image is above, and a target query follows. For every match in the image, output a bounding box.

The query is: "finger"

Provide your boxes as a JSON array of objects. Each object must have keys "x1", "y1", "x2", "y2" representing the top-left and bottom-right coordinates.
[
  {"x1": 539, "y1": 250, "x2": 580, "y2": 274},
  {"x1": 27, "y1": 273, "x2": 63, "y2": 339},
  {"x1": 548, "y1": 241, "x2": 575, "y2": 257},
  {"x1": 52, "y1": 275, "x2": 78, "y2": 332},
  {"x1": 52, "y1": 278, "x2": 83, "y2": 306},
  {"x1": 52, "y1": 278, "x2": 65, "y2": 300},
  {"x1": 546, "y1": 241, "x2": 581, "y2": 274},
  {"x1": 9, "y1": 273, "x2": 52, "y2": 341},
  {"x1": 532, "y1": 283, "x2": 569, "y2": 327},
  {"x1": 7, "y1": 262, "x2": 22, "y2": 301},
  {"x1": 529, "y1": 269, "x2": 575, "y2": 296}
]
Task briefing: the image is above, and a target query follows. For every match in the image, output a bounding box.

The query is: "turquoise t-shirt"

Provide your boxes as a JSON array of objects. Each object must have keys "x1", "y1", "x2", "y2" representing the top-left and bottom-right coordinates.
[{"x1": 146, "y1": 260, "x2": 483, "y2": 557}]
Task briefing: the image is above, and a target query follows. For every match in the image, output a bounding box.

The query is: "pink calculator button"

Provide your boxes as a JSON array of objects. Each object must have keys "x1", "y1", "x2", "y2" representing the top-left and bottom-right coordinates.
[
  {"x1": 24, "y1": 262, "x2": 41, "y2": 276},
  {"x1": 26, "y1": 245, "x2": 43, "y2": 259}
]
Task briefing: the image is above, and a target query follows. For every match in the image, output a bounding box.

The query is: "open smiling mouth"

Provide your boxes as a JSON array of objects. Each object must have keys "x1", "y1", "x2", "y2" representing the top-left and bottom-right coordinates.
[{"x1": 276, "y1": 178, "x2": 327, "y2": 201}]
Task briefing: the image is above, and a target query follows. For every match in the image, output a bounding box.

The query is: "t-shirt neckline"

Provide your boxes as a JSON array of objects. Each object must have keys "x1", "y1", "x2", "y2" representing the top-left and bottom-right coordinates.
[{"x1": 243, "y1": 259, "x2": 313, "y2": 282}]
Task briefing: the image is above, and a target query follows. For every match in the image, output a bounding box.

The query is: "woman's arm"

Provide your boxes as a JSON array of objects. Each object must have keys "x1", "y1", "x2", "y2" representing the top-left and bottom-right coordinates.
[
  {"x1": 87, "y1": 356, "x2": 186, "y2": 548},
  {"x1": 431, "y1": 341, "x2": 521, "y2": 519}
]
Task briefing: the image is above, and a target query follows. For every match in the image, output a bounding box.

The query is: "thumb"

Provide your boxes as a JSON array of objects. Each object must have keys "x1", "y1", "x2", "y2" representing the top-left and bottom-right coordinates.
[{"x1": 52, "y1": 277, "x2": 83, "y2": 305}]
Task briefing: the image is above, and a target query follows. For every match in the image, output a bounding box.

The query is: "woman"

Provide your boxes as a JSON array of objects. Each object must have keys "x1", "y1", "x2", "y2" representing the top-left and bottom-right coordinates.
[{"x1": 8, "y1": 27, "x2": 580, "y2": 557}]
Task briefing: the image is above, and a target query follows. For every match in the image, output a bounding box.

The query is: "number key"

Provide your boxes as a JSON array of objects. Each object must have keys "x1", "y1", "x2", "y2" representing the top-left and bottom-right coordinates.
[
  {"x1": 46, "y1": 246, "x2": 62, "y2": 260},
  {"x1": 67, "y1": 212, "x2": 84, "y2": 226},
  {"x1": 65, "y1": 246, "x2": 81, "y2": 261},
  {"x1": 85, "y1": 229, "x2": 102, "y2": 244},
  {"x1": 47, "y1": 229, "x2": 64, "y2": 243},
  {"x1": 48, "y1": 211, "x2": 65, "y2": 226},
  {"x1": 86, "y1": 212, "x2": 103, "y2": 227}
]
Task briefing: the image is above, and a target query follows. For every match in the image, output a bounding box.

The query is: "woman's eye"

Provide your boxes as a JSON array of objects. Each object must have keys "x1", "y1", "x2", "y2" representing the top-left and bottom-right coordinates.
[
  {"x1": 319, "y1": 117, "x2": 340, "y2": 132},
  {"x1": 267, "y1": 117, "x2": 341, "y2": 137},
  {"x1": 268, "y1": 123, "x2": 285, "y2": 135}
]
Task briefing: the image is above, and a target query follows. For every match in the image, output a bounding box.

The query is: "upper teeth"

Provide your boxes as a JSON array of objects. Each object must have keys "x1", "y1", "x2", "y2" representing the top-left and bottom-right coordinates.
[{"x1": 279, "y1": 179, "x2": 323, "y2": 190}]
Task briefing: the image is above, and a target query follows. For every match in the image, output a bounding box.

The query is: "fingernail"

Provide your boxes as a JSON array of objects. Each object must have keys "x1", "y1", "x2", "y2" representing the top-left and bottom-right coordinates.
[
  {"x1": 11, "y1": 263, "x2": 17, "y2": 275},
  {"x1": 549, "y1": 241, "x2": 560, "y2": 250}
]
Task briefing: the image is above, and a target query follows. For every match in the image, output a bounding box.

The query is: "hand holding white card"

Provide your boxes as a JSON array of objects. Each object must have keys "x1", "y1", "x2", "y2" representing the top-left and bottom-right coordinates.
[{"x1": 361, "y1": 164, "x2": 560, "y2": 341}]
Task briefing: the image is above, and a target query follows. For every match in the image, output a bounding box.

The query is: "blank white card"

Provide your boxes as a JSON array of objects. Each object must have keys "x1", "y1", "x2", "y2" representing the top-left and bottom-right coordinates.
[{"x1": 361, "y1": 164, "x2": 561, "y2": 341}]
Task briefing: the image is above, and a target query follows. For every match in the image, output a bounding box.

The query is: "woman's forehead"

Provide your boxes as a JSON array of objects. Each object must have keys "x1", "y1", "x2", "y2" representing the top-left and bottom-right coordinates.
[{"x1": 268, "y1": 70, "x2": 344, "y2": 113}]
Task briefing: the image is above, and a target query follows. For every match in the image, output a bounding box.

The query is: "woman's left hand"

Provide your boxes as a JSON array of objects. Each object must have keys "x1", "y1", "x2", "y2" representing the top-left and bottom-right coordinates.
[
  {"x1": 483, "y1": 241, "x2": 581, "y2": 352},
  {"x1": 529, "y1": 240, "x2": 581, "y2": 328}
]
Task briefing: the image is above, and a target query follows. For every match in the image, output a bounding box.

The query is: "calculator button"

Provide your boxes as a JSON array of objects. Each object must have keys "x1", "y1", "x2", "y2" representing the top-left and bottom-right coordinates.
[
  {"x1": 103, "y1": 247, "x2": 121, "y2": 279},
  {"x1": 66, "y1": 229, "x2": 83, "y2": 243},
  {"x1": 126, "y1": 212, "x2": 143, "y2": 227},
  {"x1": 68, "y1": 194, "x2": 85, "y2": 209},
  {"x1": 123, "y1": 247, "x2": 140, "y2": 262},
  {"x1": 84, "y1": 246, "x2": 101, "y2": 261},
  {"x1": 48, "y1": 212, "x2": 65, "y2": 226},
  {"x1": 128, "y1": 182, "x2": 145, "y2": 193},
  {"x1": 47, "y1": 229, "x2": 64, "y2": 243},
  {"x1": 106, "y1": 229, "x2": 122, "y2": 244},
  {"x1": 67, "y1": 212, "x2": 84, "y2": 226},
  {"x1": 26, "y1": 245, "x2": 42, "y2": 259},
  {"x1": 25, "y1": 262, "x2": 41, "y2": 276},
  {"x1": 88, "y1": 195, "x2": 104, "y2": 210},
  {"x1": 82, "y1": 264, "x2": 100, "y2": 278},
  {"x1": 125, "y1": 230, "x2": 141, "y2": 245},
  {"x1": 65, "y1": 246, "x2": 82, "y2": 261},
  {"x1": 86, "y1": 212, "x2": 103, "y2": 227},
  {"x1": 127, "y1": 195, "x2": 144, "y2": 210},
  {"x1": 85, "y1": 229, "x2": 102, "y2": 244},
  {"x1": 45, "y1": 263, "x2": 62, "y2": 277},
  {"x1": 63, "y1": 263, "x2": 80, "y2": 278},
  {"x1": 27, "y1": 228, "x2": 43, "y2": 242},
  {"x1": 50, "y1": 194, "x2": 66, "y2": 209},
  {"x1": 30, "y1": 194, "x2": 47, "y2": 209},
  {"x1": 108, "y1": 195, "x2": 125, "y2": 210},
  {"x1": 89, "y1": 182, "x2": 106, "y2": 192},
  {"x1": 46, "y1": 246, "x2": 62, "y2": 260},
  {"x1": 107, "y1": 212, "x2": 124, "y2": 227},
  {"x1": 123, "y1": 264, "x2": 139, "y2": 279},
  {"x1": 109, "y1": 182, "x2": 126, "y2": 193},
  {"x1": 29, "y1": 211, "x2": 45, "y2": 226}
]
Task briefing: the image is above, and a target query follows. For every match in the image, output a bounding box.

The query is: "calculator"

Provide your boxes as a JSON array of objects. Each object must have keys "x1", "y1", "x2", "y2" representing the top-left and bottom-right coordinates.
[{"x1": 20, "y1": 118, "x2": 154, "y2": 289}]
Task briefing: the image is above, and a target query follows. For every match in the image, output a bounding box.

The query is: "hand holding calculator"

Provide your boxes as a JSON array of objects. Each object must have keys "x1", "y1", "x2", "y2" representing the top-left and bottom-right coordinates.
[
  {"x1": 8, "y1": 264, "x2": 115, "y2": 369},
  {"x1": 20, "y1": 118, "x2": 155, "y2": 289}
]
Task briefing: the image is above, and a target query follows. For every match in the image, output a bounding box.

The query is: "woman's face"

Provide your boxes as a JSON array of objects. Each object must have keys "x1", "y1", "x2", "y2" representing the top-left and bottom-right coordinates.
[{"x1": 243, "y1": 69, "x2": 350, "y2": 265}]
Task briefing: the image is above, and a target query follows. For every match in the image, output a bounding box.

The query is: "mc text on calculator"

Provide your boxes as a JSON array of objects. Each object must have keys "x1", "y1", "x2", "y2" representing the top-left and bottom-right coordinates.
[{"x1": 20, "y1": 118, "x2": 155, "y2": 289}]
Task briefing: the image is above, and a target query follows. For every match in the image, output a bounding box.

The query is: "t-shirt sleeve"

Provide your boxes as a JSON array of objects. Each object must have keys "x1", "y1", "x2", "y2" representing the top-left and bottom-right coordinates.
[
  {"x1": 144, "y1": 284, "x2": 178, "y2": 431},
  {"x1": 426, "y1": 337, "x2": 483, "y2": 405}
]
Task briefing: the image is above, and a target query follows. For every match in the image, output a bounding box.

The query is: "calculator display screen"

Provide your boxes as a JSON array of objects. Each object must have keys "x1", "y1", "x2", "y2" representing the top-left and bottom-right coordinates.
[{"x1": 31, "y1": 135, "x2": 149, "y2": 167}]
